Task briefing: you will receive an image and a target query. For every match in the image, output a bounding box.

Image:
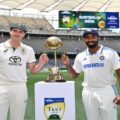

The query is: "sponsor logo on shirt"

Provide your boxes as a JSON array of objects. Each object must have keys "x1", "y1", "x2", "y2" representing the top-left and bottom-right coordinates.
[
  {"x1": 3, "y1": 49, "x2": 8, "y2": 53},
  {"x1": 9, "y1": 56, "x2": 22, "y2": 66},
  {"x1": 84, "y1": 63, "x2": 104, "y2": 69}
]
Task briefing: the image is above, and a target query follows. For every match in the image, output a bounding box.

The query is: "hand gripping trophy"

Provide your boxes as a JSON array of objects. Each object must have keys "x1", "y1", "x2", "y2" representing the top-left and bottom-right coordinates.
[{"x1": 43, "y1": 36, "x2": 66, "y2": 82}]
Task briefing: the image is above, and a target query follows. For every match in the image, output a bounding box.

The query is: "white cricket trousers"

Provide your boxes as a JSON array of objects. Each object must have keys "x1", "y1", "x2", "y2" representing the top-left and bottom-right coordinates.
[
  {"x1": 82, "y1": 85, "x2": 118, "y2": 120},
  {"x1": 0, "y1": 83, "x2": 28, "y2": 120}
]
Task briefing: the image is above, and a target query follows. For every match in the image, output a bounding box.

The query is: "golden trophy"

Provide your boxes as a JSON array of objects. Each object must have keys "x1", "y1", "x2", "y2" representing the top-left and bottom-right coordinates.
[{"x1": 43, "y1": 36, "x2": 65, "y2": 82}]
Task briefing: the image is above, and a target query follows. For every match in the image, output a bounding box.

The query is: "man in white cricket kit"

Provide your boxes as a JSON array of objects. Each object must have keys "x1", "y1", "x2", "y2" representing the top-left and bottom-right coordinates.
[
  {"x1": 61, "y1": 30, "x2": 120, "y2": 120},
  {"x1": 0, "y1": 23, "x2": 49, "y2": 120}
]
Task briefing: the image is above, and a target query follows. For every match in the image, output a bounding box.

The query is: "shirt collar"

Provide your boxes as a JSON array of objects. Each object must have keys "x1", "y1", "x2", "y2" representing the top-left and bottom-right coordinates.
[
  {"x1": 86, "y1": 45, "x2": 104, "y2": 55},
  {"x1": 4, "y1": 40, "x2": 24, "y2": 49}
]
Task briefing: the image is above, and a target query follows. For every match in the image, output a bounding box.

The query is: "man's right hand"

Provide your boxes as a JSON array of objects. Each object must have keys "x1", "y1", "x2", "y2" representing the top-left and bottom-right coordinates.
[
  {"x1": 61, "y1": 54, "x2": 70, "y2": 65},
  {"x1": 113, "y1": 95, "x2": 120, "y2": 105}
]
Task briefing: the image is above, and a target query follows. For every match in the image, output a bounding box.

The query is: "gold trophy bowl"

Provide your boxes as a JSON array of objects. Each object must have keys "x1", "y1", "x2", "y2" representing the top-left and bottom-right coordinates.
[
  {"x1": 44, "y1": 36, "x2": 65, "y2": 82},
  {"x1": 45, "y1": 37, "x2": 62, "y2": 49}
]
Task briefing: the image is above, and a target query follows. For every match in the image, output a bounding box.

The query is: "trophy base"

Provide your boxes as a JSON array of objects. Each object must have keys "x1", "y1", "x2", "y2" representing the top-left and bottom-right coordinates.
[
  {"x1": 45, "y1": 73, "x2": 66, "y2": 82},
  {"x1": 45, "y1": 79, "x2": 66, "y2": 82}
]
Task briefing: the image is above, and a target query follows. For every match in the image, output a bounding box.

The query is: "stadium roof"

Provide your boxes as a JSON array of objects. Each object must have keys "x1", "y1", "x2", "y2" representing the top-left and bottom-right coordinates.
[{"x1": 0, "y1": 0, "x2": 120, "y2": 12}]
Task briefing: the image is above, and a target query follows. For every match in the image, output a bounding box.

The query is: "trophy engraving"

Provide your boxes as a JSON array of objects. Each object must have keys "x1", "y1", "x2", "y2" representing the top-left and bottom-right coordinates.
[{"x1": 44, "y1": 36, "x2": 65, "y2": 82}]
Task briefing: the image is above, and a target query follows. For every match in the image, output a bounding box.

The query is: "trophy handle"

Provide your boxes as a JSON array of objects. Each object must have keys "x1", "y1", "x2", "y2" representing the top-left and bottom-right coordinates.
[
  {"x1": 61, "y1": 42, "x2": 66, "y2": 55},
  {"x1": 53, "y1": 42, "x2": 65, "y2": 68},
  {"x1": 43, "y1": 43, "x2": 53, "y2": 74}
]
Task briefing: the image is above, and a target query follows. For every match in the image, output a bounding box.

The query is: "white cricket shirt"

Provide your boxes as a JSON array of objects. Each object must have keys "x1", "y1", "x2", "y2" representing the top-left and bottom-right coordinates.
[
  {"x1": 0, "y1": 40, "x2": 36, "y2": 84},
  {"x1": 73, "y1": 45, "x2": 120, "y2": 88}
]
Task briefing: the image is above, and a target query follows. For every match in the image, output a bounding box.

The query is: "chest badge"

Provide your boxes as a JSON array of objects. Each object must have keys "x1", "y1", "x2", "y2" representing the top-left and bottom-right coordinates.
[{"x1": 99, "y1": 56, "x2": 105, "y2": 60}]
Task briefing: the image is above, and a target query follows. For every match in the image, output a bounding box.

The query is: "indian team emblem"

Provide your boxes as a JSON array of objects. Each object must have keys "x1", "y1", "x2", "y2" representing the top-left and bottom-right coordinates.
[
  {"x1": 44, "y1": 98, "x2": 65, "y2": 120},
  {"x1": 99, "y1": 56, "x2": 105, "y2": 60}
]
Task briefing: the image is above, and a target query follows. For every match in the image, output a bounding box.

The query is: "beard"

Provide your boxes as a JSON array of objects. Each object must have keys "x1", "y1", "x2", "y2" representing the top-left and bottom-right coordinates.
[{"x1": 85, "y1": 40, "x2": 98, "y2": 49}]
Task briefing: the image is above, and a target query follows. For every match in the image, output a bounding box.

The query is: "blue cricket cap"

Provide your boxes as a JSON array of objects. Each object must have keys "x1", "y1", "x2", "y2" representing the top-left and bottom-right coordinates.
[{"x1": 83, "y1": 30, "x2": 99, "y2": 37}]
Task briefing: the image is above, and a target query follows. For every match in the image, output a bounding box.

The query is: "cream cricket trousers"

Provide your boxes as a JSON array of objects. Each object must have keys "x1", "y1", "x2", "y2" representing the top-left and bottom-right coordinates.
[
  {"x1": 0, "y1": 83, "x2": 28, "y2": 120},
  {"x1": 82, "y1": 85, "x2": 118, "y2": 120}
]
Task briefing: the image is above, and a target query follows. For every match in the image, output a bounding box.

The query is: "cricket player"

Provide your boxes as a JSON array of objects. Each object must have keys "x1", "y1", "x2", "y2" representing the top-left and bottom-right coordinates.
[
  {"x1": 0, "y1": 23, "x2": 49, "y2": 120},
  {"x1": 61, "y1": 30, "x2": 120, "y2": 120}
]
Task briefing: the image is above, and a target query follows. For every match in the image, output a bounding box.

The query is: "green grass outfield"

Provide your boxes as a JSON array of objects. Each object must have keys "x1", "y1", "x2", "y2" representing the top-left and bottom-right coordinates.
[{"x1": 25, "y1": 70, "x2": 120, "y2": 120}]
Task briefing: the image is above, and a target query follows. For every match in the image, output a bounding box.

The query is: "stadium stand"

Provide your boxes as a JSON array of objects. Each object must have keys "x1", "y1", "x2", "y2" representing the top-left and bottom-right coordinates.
[
  {"x1": 0, "y1": 15, "x2": 9, "y2": 31},
  {"x1": 0, "y1": 15, "x2": 119, "y2": 57},
  {"x1": 0, "y1": 31, "x2": 120, "y2": 57},
  {"x1": 0, "y1": 15, "x2": 55, "y2": 33}
]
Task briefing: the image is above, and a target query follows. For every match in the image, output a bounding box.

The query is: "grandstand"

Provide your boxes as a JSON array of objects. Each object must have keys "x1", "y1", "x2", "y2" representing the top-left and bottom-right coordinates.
[
  {"x1": 0, "y1": 0, "x2": 120, "y2": 57},
  {"x1": 0, "y1": 18, "x2": 120, "y2": 57},
  {"x1": 0, "y1": 15, "x2": 55, "y2": 33}
]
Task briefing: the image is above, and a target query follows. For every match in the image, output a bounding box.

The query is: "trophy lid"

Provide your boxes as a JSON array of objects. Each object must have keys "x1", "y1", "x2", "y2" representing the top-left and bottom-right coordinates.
[{"x1": 45, "y1": 36, "x2": 62, "y2": 50}]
